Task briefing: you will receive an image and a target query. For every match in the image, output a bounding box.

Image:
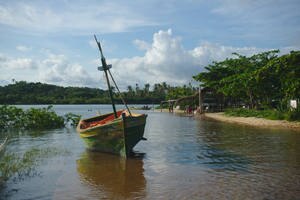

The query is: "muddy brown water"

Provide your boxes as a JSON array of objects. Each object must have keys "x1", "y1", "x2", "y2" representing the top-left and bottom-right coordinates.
[{"x1": 1, "y1": 105, "x2": 300, "y2": 199}]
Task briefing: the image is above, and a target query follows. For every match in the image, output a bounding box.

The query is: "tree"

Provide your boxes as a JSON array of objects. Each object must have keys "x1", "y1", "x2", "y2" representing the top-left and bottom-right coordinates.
[{"x1": 193, "y1": 50, "x2": 299, "y2": 110}]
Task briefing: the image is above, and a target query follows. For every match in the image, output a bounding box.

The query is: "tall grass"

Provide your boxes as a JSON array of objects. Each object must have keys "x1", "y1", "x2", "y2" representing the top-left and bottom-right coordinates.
[{"x1": 0, "y1": 147, "x2": 70, "y2": 185}]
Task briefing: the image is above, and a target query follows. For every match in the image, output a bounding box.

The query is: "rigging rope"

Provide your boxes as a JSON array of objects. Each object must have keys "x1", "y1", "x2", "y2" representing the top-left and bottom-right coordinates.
[{"x1": 107, "y1": 69, "x2": 132, "y2": 117}]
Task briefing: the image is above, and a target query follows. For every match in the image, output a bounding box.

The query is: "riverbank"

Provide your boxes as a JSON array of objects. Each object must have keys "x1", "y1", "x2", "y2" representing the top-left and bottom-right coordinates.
[{"x1": 204, "y1": 112, "x2": 300, "y2": 130}]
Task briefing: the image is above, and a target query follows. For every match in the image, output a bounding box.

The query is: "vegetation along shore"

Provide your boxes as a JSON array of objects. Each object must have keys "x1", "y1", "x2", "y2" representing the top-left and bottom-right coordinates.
[
  {"x1": 193, "y1": 50, "x2": 300, "y2": 123},
  {"x1": 204, "y1": 112, "x2": 300, "y2": 131},
  {"x1": 157, "y1": 108, "x2": 300, "y2": 130}
]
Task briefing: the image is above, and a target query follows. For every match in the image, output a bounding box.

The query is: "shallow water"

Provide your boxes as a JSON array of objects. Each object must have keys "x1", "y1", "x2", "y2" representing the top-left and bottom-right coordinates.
[{"x1": 1, "y1": 105, "x2": 300, "y2": 199}]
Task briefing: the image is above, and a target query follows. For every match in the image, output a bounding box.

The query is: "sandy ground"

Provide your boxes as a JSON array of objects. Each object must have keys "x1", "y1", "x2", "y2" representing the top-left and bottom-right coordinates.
[
  {"x1": 204, "y1": 112, "x2": 300, "y2": 131},
  {"x1": 153, "y1": 109, "x2": 300, "y2": 131}
]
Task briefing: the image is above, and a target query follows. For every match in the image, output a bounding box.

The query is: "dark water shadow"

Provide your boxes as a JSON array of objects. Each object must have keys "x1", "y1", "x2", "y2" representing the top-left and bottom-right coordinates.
[{"x1": 76, "y1": 151, "x2": 146, "y2": 199}]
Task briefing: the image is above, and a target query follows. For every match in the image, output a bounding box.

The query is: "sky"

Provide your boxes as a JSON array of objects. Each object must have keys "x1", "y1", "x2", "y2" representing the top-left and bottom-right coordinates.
[{"x1": 0, "y1": 0, "x2": 300, "y2": 90}]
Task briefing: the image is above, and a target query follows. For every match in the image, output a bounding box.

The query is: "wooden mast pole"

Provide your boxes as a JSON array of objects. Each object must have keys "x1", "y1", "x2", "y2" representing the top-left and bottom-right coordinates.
[{"x1": 94, "y1": 35, "x2": 118, "y2": 118}]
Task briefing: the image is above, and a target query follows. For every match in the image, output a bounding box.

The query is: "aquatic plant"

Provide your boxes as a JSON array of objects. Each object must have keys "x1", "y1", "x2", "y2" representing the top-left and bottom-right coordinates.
[
  {"x1": 64, "y1": 112, "x2": 81, "y2": 126},
  {"x1": 0, "y1": 147, "x2": 70, "y2": 185},
  {"x1": 0, "y1": 105, "x2": 81, "y2": 130}
]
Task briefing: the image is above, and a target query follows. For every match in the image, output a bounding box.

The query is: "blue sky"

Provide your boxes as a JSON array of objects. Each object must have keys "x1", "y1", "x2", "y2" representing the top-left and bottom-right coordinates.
[{"x1": 0, "y1": 0, "x2": 300, "y2": 90}]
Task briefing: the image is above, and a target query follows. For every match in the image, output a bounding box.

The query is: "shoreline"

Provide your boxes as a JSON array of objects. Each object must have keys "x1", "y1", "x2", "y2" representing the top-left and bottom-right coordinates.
[
  {"x1": 155, "y1": 109, "x2": 300, "y2": 131},
  {"x1": 204, "y1": 112, "x2": 300, "y2": 131}
]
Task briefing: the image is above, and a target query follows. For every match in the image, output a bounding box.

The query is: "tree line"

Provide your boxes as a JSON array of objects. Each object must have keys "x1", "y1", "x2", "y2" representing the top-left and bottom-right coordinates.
[
  {"x1": 0, "y1": 81, "x2": 196, "y2": 105},
  {"x1": 193, "y1": 50, "x2": 300, "y2": 111},
  {"x1": 0, "y1": 81, "x2": 108, "y2": 104}
]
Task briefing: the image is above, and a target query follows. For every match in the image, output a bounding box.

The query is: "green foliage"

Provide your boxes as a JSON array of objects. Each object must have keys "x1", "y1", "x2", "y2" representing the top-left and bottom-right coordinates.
[
  {"x1": 0, "y1": 81, "x2": 198, "y2": 105},
  {"x1": 0, "y1": 81, "x2": 107, "y2": 104},
  {"x1": 24, "y1": 106, "x2": 65, "y2": 129},
  {"x1": 224, "y1": 108, "x2": 300, "y2": 121},
  {"x1": 166, "y1": 83, "x2": 196, "y2": 100},
  {"x1": 285, "y1": 108, "x2": 300, "y2": 121},
  {"x1": 0, "y1": 105, "x2": 24, "y2": 129},
  {"x1": 121, "y1": 82, "x2": 197, "y2": 104},
  {"x1": 193, "y1": 50, "x2": 300, "y2": 110},
  {"x1": 0, "y1": 105, "x2": 79, "y2": 130}
]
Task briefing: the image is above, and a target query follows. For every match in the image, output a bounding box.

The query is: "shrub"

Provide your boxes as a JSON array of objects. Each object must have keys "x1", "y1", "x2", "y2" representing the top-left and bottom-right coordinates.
[
  {"x1": 286, "y1": 108, "x2": 300, "y2": 121},
  {"x1": 0, "y1": 105, "x2": 80, "y2": 130}
]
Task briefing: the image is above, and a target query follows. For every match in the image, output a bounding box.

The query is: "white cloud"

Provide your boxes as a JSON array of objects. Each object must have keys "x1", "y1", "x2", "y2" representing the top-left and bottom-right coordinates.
[
  {"x1": 190, "y1": 42, "x2": 268, "y2": 65},
  {"x1": 106, "y1": 29, "x2": 267, "y2": 89},
  {"x1": 0, "y1": 2, "x2": 156, "y2": 34},
  {"x1": 1, "y1": 29, "x2": 298, "y2": 89},
  {"x1": 40, "y1": 54, "x2": 98, "y2": 87},
  {"x1": 0, "y1": 53, "x2": 38, "y2": 84},
  {"x1": 0, "y1": 53, "x2": 99, "y2": 87},
  {"x1": 16, "y1": 45, "x2": 32, "y2": 52},
  {"x1": 0, "y1": 54, "x2": 37, "y2": 70},
  {"x1": 0, "y1": 4, "x2": 61, "y2": 32},
  {"x1": 133, "y1": 39, "x2": 150, "y2": 51},
  {"x1": 0, "y1": 54, "x2": 7, "y2": 62}
]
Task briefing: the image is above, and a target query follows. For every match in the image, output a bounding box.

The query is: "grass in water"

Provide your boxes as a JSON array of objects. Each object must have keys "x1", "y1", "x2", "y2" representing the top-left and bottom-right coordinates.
[{"x1": 0, "y1": 147, "x2": 70, "y2": 185}]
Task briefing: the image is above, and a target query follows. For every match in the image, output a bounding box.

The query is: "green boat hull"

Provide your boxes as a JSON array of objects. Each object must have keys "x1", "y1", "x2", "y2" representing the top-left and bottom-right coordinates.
[{"x1": 77, "y1": 112, "x2": 147, "y2": 158}]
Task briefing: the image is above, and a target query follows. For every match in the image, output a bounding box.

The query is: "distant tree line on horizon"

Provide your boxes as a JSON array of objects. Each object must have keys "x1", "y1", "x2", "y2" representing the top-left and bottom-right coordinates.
[
  {"x1": 193, "y1": 50, "x2": 300, "y2": 111},
  {"x1": 0, "y1": 81, "x2": 197, "y2": 105}
]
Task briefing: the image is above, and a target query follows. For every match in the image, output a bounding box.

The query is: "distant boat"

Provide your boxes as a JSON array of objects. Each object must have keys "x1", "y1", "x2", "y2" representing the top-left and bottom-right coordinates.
[
  {"x1": 0, "y1": 137, "x2": 8, "y2": 156},
  {"x1": 77, "y1": 36, "x2": 147, "y2": 158}
]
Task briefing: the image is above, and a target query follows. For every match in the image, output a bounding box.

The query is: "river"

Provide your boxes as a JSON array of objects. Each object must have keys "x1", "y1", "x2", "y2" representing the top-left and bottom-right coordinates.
[{"x1": 1, "y1": 105, "x2": 300, "y2": 199}]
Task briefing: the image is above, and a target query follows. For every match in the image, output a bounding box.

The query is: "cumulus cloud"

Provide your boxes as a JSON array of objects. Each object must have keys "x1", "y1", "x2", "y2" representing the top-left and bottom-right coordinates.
[
  {"x1": 104, "y1": 29, "x2": 267, "y2": 89},
  {"x1": 40, "y1": 54, "x2": 98, "y2": 87},
  {"x1": 0, "y1": 54, "x2": 37, "y2": 69},
  {"x1": 0, "y1": 53, "x2": 38, "y2": 84},
  {"x1": 0, "y1": 53, "x2": 98, "y2": 87},
  {"x1": 133, "y1": 39, "x2": 150, "y2": 51},
  {"x1": 2, "y1": 29, "x2": 297, "y2": 89}
]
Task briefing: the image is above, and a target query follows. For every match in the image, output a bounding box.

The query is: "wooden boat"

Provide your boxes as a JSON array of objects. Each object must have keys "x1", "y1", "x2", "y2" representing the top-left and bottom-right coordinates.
[
  {"x1": 77, "y1": 110, "x2": 147, "y2": 157},
  {"x1": 77, "y1": 36, "x2": 147, "y2": 158}
]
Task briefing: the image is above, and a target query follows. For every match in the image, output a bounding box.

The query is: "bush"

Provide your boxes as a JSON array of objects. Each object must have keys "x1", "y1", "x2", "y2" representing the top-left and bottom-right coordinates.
[
  {"x1": 23, "y1": 106, "x2": 65, "y2": 129},
  {"x1": 286, "y1": 108, "x2": 300, "y2": 121},
  {"x1": 0, "y1": 105, "x2": 80, "y2": 130}
]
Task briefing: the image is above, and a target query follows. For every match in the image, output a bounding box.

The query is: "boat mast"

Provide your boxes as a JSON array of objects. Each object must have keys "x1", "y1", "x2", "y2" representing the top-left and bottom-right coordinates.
[{"x1": 94, "y1": 35, "x2": 118, "y2": 118}]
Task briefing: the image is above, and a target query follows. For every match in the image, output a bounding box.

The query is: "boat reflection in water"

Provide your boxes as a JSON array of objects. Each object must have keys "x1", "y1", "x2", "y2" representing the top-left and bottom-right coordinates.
[{"x1": 76, "y1": 151, "x2": 146, "y2": 199}]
